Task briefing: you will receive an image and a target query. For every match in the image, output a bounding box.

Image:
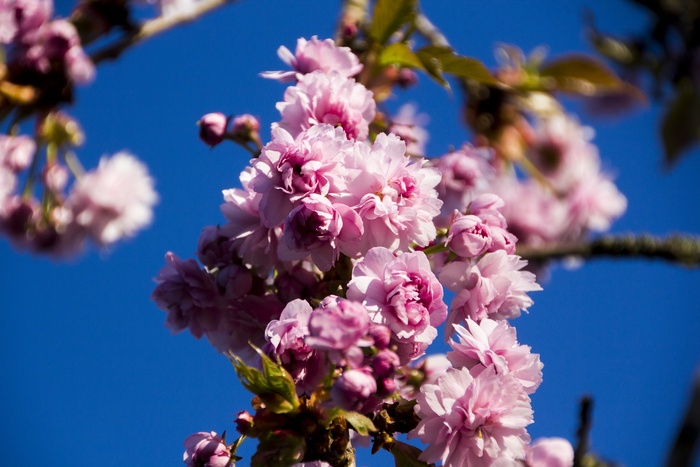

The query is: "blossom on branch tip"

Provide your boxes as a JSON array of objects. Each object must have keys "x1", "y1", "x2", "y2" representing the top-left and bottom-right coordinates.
[{"x1": 261, "y1": 36, "x2": 362, "y2": 82}]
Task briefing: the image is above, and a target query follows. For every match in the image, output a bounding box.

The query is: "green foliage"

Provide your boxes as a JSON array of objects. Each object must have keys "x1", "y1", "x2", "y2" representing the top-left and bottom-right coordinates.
[
  {"x1": 250, "y1": 431, "x2": 306, "y2": 467},
  {"x1": 391, "y1": 441, "x2": 433, "y2": 467},
  {"x1": 370, "y1": 0, "x2": 417, "y2": 45},
  {"x1": 340, "y1": 410, "x2": 377, "y2": 436},
  {"x1": 379, "y1": 42, "x2": 425, "y2": 70},
  {"x1": 415, "y1": 46, "x2": 496, "y2": 88},
  {"x1": 539, "y1": 55, "x2": 623, "y2": 96},
  {"x1": 229, "y1": 346, "x2": 300, "y2": 414},
  {"x1": 661, "y1": 81, "x2": 700, "y2": 168}
]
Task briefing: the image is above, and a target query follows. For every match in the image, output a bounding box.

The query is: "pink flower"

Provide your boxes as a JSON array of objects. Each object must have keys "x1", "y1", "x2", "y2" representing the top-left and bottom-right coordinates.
[
  {"x1": 278, "y1": 193, "x2": 363, "y2": 271},
  {"x1": 447, "y1": 213, "x2": 492, "y2": 258},
  {"x1": 526, "y1": 438, "x2": 574, "y2": 467},
  {"x1": 389, "y1": 103, "x2": 429, "y2": 157},
  {"x1": 331, "y1": 367, "x2": 377, "y2": 412},
  {"x1": 276, "y1": 70, "x2": 375, "y2": 141},
  {"x1": 439, "y1": 250, "x2": 541, "y2": 326},
  {"x1": 432, "y1": 144, "x2": 496, "y2": 228},
  {"x1": 262, "y1": 36, "x2": 362, "y2": 82},
  {"x1": 183, "y1": 431, "x2": 231, "y2": 467},
  {"x1": 448, "y1": 319, "x2": 543, "y2": 394},
  {"x1": 0, "y1": 135, "x2": 35, "y2": 171},
  {"x1": 347, "y1": 247, "x2": 447, "y2": 363},
  {"x1": 568, "y1": 173, "x2": 626, "y2": 234},
  {"x1": 251, "y1": 125, "x2": 353, "y2": 227},
  {"x1": 409, "y1": 366, "x2": 533, "y2": 466},
  {"x1": 151, "y1": 252, "x2": 221, "y2": 339},
  {"x1": 220, "y1": 167, "x2": 280, "y2": 275},
  {"x1": 342, "y1": 133, "x2": 442, "y2": 253},
  {"x1": 66, "y1": 151, "x2": 157, "y2": 246},
  {"x1": 306, "y1": 297, "x2": 370, "y2": 354}
]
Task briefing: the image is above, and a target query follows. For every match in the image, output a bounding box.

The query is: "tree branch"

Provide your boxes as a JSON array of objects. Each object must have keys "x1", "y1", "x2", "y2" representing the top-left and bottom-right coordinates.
[
  {"x1": 573, "y1": 396, "x2": 593, "y2": 467},
  {"x1": 666, "y1": 369, "x2": 700, "y2": 467},
  {"x1": 414, "y1": 13, "x2": 450, "y2": 48},
  {"x1": 517, "y1": 233, "x2": 700, "y2": 267},
  {"x1": 90, "y1": 0, "x2": 239, "y2": 64}
]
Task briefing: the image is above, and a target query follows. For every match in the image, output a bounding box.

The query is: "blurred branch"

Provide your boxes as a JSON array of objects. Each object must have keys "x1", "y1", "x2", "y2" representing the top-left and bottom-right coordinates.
[
  {"x1": 573, "y1": 396, "x2": 593, "y2": 467},
  {"x1": 414, "y1": 13, "x2": 449, "y2": 47},
  {"x1": 90, "y1": 0, "x2": 238, "y2": 64},
  {"x1": 666, "y1": 369, "x2": 700, "y2": 467},
  {"x1": 517, "y1": 233, "x2": 700, "y2": 267}
]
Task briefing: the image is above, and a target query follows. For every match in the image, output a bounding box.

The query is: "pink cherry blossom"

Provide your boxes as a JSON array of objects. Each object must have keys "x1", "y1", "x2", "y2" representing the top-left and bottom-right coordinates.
[
  {"x1": 262, "y1": 36, "x2": 362, "y2": 82},
  {"x1": 151, "y1": 252, "x2": 221, "y2": 339},
  {"x1": 389, "y1": 103, "x2": 429, "y2": 157},
  {"x1": 432, "y1": 144, "x2": 496, "y2": 228},
  {"x1": 342, "y1": 133, "x2": 442, "y2": 253},
  {"x1": 250, "y1": 125, "x2": 353, "y2": 228},
  {"x1": 347, "y1": 247, "x2": 447, "y2": 363},
  {"x1": 66, "y1": 151, "x2": 157, "y2": 246},
  {"x1": 278, "y1": 193, "x2": 363, "y2": 271},
  {"x1": 447, "y1": 213, "x2": 492, "y2": 258},
  {"x1": 305, "y1": 297, "x2": 370, "y2": 354},
  {"x1": 448, "y1": 319, "x2": 543, "y2": 394},
  {"x1": 0, "y1": 135, "x2": 35, "y2": 171},
  {"x1": 526, "y1": 437, "x2": 574, "y2": 467},
  {"x1": 183, "y1": 431, "x2": 231, "y2": 467},
  {"x1": 409, "y1": 365, "x2": 533, "y2": 466},
  {"x1": 220, "y1": 167, "x2": 280, "y2": 275},
  {"x1": 276, "y1": 70, "x2": 375, "y2": 141},
  {"x1": 439, "y1": 250, "x2": 541, "y2": 327},
  {"x1": 331, "y1": 367, "x2": 377, "y2": 412}
]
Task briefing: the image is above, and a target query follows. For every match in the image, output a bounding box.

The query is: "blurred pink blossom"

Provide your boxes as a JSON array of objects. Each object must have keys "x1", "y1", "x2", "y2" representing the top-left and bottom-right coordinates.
[
  {"x1": 66, "y1": 151, "x2": 157, "y2": 246},
  {"x1": 183, "y1": 431, "x2": 231, "y2": 467},
  {"x1": 526, "y1": 437, "x2": 574, "y2": 467}
]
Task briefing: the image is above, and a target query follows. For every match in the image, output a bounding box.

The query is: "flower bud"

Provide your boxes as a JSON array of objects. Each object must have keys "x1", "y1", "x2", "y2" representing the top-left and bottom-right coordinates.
[
  {"x1": 332, "y1": 367, "x2": 377, "y2": 412},
  {"x1": 371, "y1": 349, "x2": 400, "y2": 379},
  {"x1": 231, "y1": 114, "x2": 260, "y2": 140},
  {"x1": 198, "y1": 112, "x2": 228, "y2": 147},
  {"x1": 368, "y1": 324, "x2": 391, "y2": 350}
]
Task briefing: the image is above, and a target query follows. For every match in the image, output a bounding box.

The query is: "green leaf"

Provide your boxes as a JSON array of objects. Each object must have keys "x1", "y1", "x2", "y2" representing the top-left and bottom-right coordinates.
[
  {"x1": 229, "y1": 346, "x2": 300, "y2": 413},
  {"x1": 415, "y1": 46, "x2": 451, "y2": 89},
  {"x1": 440, "y1": 55, "x2": 496, "y2": 84},
  {"x1": 379, "y1": 43, "x2": 425, "y2": 70},
  {"x1": 391, "y1": 441, "x2": 433, "y2": 467},
  {"x1": 370, "y1": 0, "x2": 417, "y2": 45},
  {"x1": 539, "y1": 55, "x2": 623, "y2": 96},
  {"x1": 661, "y1": 81, "x2": 700, "y2": 168},
  {"x1": 343, "y1": 410, "x2": 377, "y2": 436}
]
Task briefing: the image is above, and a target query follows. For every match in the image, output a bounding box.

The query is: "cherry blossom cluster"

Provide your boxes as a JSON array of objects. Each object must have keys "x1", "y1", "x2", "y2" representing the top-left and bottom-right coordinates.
[
  {"x1": 0, "y1": 0, "x2": 94, "y2": 91},
  {"x1": 151, "y1": 36, "x2": 587, "y2": 466}
]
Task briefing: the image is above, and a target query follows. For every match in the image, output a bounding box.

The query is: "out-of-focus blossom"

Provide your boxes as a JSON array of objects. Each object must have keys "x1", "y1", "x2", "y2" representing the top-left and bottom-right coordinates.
[
  {"x1": 66, "y1": 151, "x2": 157, "y2": 246},
  {"x1": 432, "y1": 144, "x2": 496, "y2": 228},
  {"x1": 526, "y1": 437, "x2": 574, "y2": 467},
  {"x1": 0, "y1": 135, "x2": 35, "y2": 171},
  {"x1": 348, "y1": 247, "x2": 447, "y2": 363},
  {"x1": 183, "y1": 431, "x2": 232, "y2": 467},
  {"x1": 276, "y1": 70, "x2": 375, "y2": 141},
  {"x1": 448, "y1": 318, "x2": 543, "y2": 394},
  {"x1": 342, "y1": 133, "x2": 442, "y2": 253},
  {"x1": 409, "y1": 366, "x2": 533, "y2": 466},
  {"x1": 262, "y1": 36, "x2": 362, "y2": 82},
  {"x1": 42, "y1": 163, "x2": 69, "y2": 193},
  {"x1": 230, "y1": 114, "x2": 260, "y2": 141},
  {"x1": 440, "y1": 250, "x2": 541, "y2": 328},
  {"x1": 199, "y1": 112, "x2": 228, "y2": 147},
  {"x1": 306, "y1": 296, "x2": 370, "y2": 354},
  {"x1": 389, "y1": 103, "x2": 429, "y2": 157}
]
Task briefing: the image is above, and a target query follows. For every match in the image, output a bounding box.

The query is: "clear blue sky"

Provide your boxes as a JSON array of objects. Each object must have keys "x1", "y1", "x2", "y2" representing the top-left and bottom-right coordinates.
[{"x1": 1, "y1": 1, "x2": 699, "y2": 465}]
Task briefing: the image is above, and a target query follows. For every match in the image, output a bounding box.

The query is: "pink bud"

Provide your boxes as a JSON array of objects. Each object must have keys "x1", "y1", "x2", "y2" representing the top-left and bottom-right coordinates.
[
  {"x1": 332, "y1": 367, "x2": 377, "y2": 412},
  {"x1": 198, "y1": 113, "x2": 228, "y2": 147}
]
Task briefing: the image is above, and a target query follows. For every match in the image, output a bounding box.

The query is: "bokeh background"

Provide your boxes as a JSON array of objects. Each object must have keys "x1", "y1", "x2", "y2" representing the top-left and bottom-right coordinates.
[{"x1": 2, "y1": 0, "x2": 699, "y2": 465}]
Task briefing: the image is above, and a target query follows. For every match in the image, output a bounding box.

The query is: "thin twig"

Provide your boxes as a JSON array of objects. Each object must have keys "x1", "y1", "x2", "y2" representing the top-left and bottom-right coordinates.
[
  {"x1": 573, "y1": 395, "x2": 593, "y2": 467},
  {"x1": 517, "y1": 233, "x2": 700, "y2": 267},
  {"x1": 90, "y1": 0, "x2": 239, "y2": 64}
]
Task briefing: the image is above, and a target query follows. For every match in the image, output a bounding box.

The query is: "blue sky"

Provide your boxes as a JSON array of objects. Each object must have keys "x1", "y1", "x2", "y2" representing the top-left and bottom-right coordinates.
[{"x1": 1, "y1": 0, "x2": 699, "y2": 465}]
